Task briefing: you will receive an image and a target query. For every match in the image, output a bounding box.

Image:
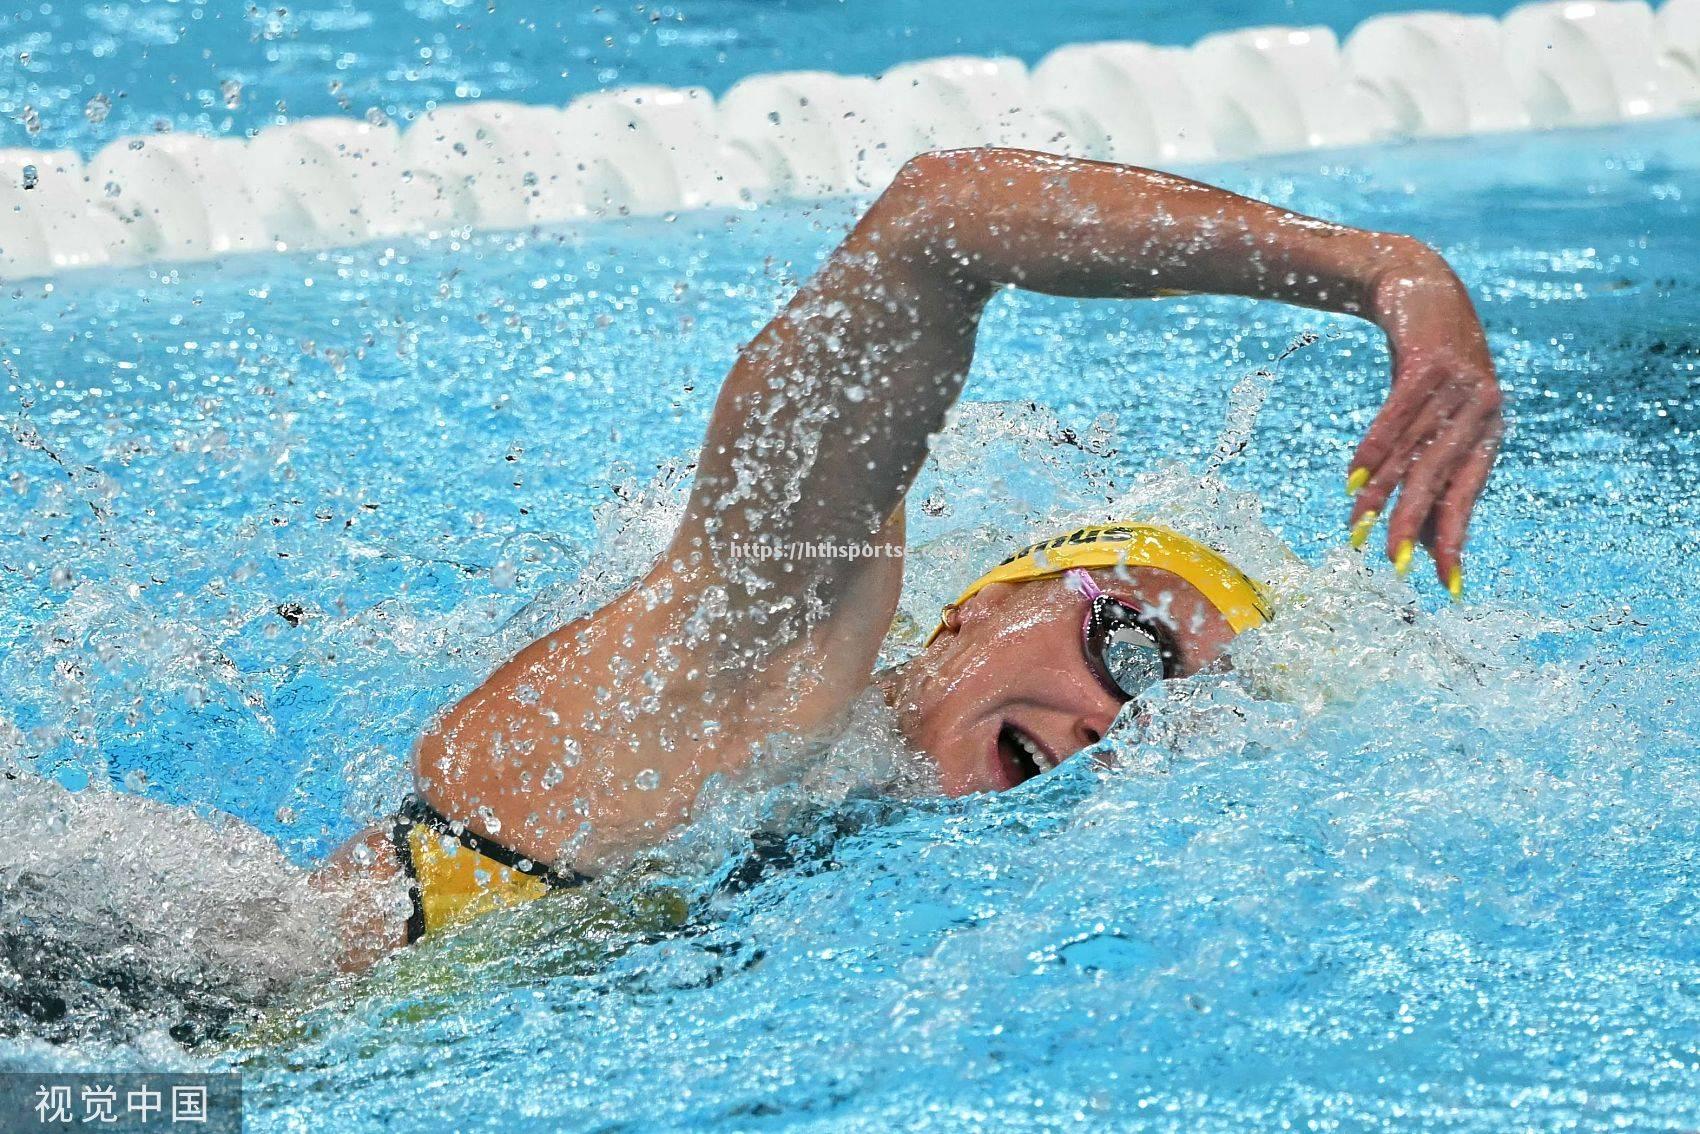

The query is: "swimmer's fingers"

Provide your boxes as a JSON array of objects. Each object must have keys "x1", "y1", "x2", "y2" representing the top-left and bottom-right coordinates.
[
  {"x1": 1348, "y1": 256, "x2": 1501, "y2": 579},
  {"x1": 1347, "y1": 375, "x2": 1459, "y2": 529},
  {"x1": 1426, "y1": 421, "x2": 1502, "y2": 590},
  {"x1": 1348, "y1": 335, "x2": 1502, "y2": 561},
  {"x1": 1383, "y1": 400, "x2": 1500, "y2": 580},
  {"x1": 1345, "y1": 364, "x2": 1434, "y2": 506}
]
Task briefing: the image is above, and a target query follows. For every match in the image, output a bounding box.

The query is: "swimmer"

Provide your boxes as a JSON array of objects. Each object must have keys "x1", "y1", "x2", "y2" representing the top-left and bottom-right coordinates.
[{"x1": 314, "y1": 148, "x2": 1503, "y2": 968}]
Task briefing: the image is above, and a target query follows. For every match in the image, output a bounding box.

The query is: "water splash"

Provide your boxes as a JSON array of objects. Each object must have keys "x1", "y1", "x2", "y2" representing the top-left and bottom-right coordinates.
[{"x1": 0, "y1": 776, "x2": 343, "y2": 1048}]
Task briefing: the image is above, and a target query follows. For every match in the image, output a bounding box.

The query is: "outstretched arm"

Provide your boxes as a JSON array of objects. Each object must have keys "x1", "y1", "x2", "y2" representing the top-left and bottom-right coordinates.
[
  {"x1": 673, "y1": 147, "x2": 1500, "y2": 604},
  {"x1": 411, "y1": 148, "x2": 1501, "y2": 881}
]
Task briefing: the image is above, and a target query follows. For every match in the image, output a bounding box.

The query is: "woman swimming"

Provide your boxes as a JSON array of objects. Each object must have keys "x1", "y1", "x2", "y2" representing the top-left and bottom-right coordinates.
[{"x1": 307, "y1": 147, "x2": 1502, "y2": 969}]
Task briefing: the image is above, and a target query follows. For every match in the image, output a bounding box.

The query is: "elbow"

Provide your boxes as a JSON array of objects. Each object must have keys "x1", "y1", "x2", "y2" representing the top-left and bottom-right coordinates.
[
  {"x1": 890, "y1": 148, "x2": 970, "y2": 188},
  {"x1": 874, "y1": 151, "x2": 962, "y2": 226},
  {"x1": 864, "y1": 150, "x2": 985, "y2": 275},
  {"x1": 880, "y1": 148, "x2": 995, "y2": 214},
  {"x1": 1376, "y1": 232, "x2": 1451, "y2": 278}
]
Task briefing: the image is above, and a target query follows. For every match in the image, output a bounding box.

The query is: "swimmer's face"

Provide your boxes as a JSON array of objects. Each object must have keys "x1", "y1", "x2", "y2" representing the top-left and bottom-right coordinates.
[{"x1": 891, "y1": 567, "x2": 1238, "y2": 795}]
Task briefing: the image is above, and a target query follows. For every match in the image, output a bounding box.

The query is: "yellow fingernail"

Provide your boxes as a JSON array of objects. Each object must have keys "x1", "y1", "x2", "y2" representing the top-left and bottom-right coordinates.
[
  {"x1": 1393, "y1": 539, "x2": 1414, "y2": 577},
  {"x1": 1349, "y1": 510, "x2": 1379, "y2": 551},
  {"x1": 1446, "y1": 565, "x2": 1464, "y2": 601},
  {"x1": 1345, "y1": 467, "x2": 1370, "y2": 496}
]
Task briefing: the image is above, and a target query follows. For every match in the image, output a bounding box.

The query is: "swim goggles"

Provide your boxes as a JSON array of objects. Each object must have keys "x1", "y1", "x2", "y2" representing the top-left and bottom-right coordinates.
[{"x1": 1065, "y1": 567, "x2": 1175, "y2": 701}]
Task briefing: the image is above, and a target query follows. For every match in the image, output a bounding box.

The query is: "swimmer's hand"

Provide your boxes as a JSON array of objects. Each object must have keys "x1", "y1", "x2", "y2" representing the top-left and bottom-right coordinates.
[{"x1": 1349, "y1": 255, "x2": 1503, "y2": 593}]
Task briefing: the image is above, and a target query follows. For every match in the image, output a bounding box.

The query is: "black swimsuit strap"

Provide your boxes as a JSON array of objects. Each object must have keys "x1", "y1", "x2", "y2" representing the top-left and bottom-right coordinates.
[
  {"x1": 388, "y1": 796, "x2": 594, "y2": 944},
  {"x1": 396, "y1": 795, "x2": 595, "y2": 885},
  {"x1": 387, "y1": 809, "x2": 429, "y2": 945}
]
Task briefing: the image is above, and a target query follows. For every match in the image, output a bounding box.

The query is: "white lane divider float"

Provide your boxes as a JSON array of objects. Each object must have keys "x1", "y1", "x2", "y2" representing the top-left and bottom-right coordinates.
[
  {"x1": 719, "y1": 71, "x2": 896, "y2": 199},
  {"x1": 1344, "y1": 13, "x2": 1531, "y2": 137},
  {"x1": 1664, "y1": 0, "x2": 1700, "y2": 88},
  {"x1": 1502, "y1": 0, "x2": 1698, "y2": 125},
  {"x1": 2, "y1": 0, "x2": 1698, "y2": 281},
  {"x1": 1188, "y1": 26, "x2": 1394, "y2": 155},
  {"x1": 1031, "y1": 43, "x2": 1216, "y2": 164}
]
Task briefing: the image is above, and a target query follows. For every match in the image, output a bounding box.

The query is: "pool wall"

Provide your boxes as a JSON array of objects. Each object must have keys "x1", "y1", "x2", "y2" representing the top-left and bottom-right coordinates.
[{"x1": 1, "y1": 0, "x2": 1697, "y2": 279}]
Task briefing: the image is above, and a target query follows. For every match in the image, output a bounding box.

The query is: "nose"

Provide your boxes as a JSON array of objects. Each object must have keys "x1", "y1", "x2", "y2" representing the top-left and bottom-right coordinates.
[{"x1": 1072, "y1": 701, "x2": 1121, "y2": 751}]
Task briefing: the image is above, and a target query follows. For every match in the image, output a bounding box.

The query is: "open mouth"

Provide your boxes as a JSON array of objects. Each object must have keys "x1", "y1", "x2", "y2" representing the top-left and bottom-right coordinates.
[{"x1": 995, "y1": 722, "x2": 1057, "y2": 787}]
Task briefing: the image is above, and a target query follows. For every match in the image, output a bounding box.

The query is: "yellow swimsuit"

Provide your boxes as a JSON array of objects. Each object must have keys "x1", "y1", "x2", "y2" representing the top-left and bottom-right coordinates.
[{"x1": 389, "y1": 796, "x2": 592, "y2": 943}]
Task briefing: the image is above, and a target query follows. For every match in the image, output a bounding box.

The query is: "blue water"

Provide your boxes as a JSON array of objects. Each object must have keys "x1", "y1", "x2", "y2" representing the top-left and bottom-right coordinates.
[
  {"x1": 4, "y1": 103, "x2": 1700, "y2": 1133},
  {"x1": 0, "y1": 0, "x2": 1530, "y2": 155}
]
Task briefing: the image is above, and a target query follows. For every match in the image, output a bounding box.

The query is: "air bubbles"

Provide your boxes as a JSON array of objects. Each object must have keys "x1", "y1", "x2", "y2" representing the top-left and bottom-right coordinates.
[
  {"x1": 20, "y1": 164, "x2": 38, "y2": 191},
  {"x1": 221, "y1": 79, "x2": 244, "y2": 110},
  {"x1": 20, "y1": 105, "x2": 40, "y2": 137},
  {"x1": 634, "y1": 768, "x2": 661, "y2": 791},
  {"x1": 85, "y1": 93, "x2": 111, "y2": 124}
]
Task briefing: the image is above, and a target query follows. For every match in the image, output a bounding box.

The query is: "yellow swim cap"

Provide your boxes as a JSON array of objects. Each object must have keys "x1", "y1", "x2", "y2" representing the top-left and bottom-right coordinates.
[{"x1": 927, "y1": 522, "x2": 1272, "y2": 645}]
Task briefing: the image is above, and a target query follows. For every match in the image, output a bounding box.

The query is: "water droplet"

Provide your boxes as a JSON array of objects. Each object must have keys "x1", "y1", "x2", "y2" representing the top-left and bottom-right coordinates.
[
  {"x1": 475, "y1": 805, "x2": 502, "y2": 834},
  {"x1": 634, "y1": 768, "x2": 660, "y2": 791},
  {"x1": 20, "y1": 105, "x2": 40, "y2": 136},
  {"x1": 365, "y1": 107, "x2": 389, "y2": 127},
  {"x1": 85, "y1": 93, "x2": 111, "y2": 124},
  {"x1": 275, "y1": 805, "x2": 297, "y2": 825},
  {"x1": 220, "y1": 78, "x2": 243, "y2": 110},
  {"x1": 49, "y1": 565, "x2": 73, "y2": 588},
  {"x1": 123, "y1": 769, "x2": 149, "y2": 792},
  {"x1": 20, "y1": 164, "x2": 38, "y2": 190}
]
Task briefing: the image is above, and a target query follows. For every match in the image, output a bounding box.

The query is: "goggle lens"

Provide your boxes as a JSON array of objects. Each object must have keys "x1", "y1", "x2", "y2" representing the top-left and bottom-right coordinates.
[{"x1": 1084, "y1": 595, "x2": 1176, "y2": 701}]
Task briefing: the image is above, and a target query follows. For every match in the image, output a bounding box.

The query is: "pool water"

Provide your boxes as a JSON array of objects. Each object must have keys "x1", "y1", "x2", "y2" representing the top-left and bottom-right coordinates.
[{"x1": 4, "y1": 112, "x2": 1700, "y2": 1127}]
